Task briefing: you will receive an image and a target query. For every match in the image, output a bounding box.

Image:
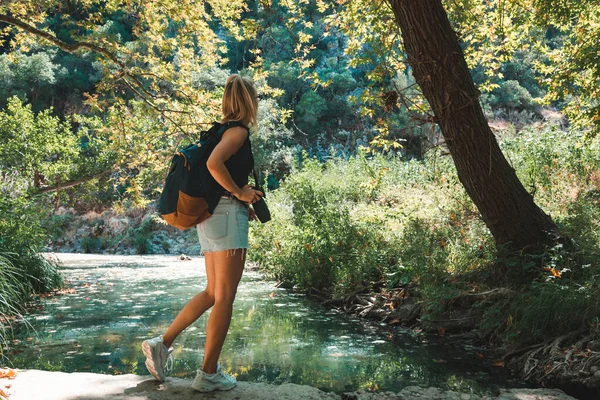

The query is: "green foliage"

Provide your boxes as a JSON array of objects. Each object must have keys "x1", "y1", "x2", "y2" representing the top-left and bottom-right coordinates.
[
  {"x1": 295, "y1": 91, "x2": 328, "y2": 133},
  {"x1": 500, "y1": 126, "x2": 600, "y2": 244},
  {"x1": 0, "y1": 197, "x2": 63, "y2": 296},
  {"x1": 250, "y1": 124, "x2": 600, "y2": 347},
  {"x1": 483, "y1": 80, "x2": 537, "y2": 114},
  {"x1": 0, "y1": 52, "x2": 57, "y2": 109},
  {"x1": 0, "y1": 97, "x2": 77, "y2": 186},
  {"x1": 130, "y1": 216, "x2": 155, "y2": 255},
  {"x1": 0, "y1": 250, "x2": 62, "y2": 358},
  {"x1": 499, "y1": 255, "x2": 600, "y2": 345},
  {"x1": 249, "y1": 149, "x2": 495, "y2": 296},
  {"x1": 444, "y1": 0, "x2": 600, "y2": 135},
  {"x1": 0, "y1": 97, "x2": 113, "y2": 196}
]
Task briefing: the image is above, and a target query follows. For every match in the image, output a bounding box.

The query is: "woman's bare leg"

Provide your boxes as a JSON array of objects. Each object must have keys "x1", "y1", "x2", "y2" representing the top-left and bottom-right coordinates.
[
  {"x1": 162, "y1": 253, "x2": 216, "y2": 348},
  {"x1": 202, "y1": 248, "x2": 245, "y2": 374}
]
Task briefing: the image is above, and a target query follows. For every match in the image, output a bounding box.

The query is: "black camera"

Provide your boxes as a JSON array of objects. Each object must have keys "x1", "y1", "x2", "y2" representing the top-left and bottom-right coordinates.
[{"x1": 251, "y1": 186, "x2": 271, "y2": 223}]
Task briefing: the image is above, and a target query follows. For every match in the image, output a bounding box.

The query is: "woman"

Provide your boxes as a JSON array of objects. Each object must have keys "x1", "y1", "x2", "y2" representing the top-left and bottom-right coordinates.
[{"x1": 141, "y1": 74, "x2": 264, "y2": 392}]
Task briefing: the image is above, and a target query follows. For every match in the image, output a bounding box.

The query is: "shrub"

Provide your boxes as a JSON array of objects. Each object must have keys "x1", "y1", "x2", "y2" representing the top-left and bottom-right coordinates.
[
  {"x1": 249, "y1": 124, "x2": 600, "y2": 346},
  {"x1": 249, "y1": 149, "x2": 492, "y2": 296}
]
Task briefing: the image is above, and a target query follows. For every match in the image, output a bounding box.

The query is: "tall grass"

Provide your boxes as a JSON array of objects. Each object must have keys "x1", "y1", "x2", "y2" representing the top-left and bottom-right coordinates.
[{"x1": 0, "y1": 250, "x2": 63, "y2": 359}]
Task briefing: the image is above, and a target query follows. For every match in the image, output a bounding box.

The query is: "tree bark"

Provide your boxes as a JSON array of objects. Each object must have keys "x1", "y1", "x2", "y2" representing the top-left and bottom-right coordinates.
[{"x1": 388, "y1": 0, "x2": 559, "y2": 251}]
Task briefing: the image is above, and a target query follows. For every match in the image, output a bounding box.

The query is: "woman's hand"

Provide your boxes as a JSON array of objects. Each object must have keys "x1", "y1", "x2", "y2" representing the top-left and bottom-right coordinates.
[{"x1": 235, "y1": 184, "x2": 264, "y2": 205}]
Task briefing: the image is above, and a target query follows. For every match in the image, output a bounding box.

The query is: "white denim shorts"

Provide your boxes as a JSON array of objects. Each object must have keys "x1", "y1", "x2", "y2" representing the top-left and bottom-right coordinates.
[{"x1": 196, "y1": 196, "x2": 249, "y2": 256}]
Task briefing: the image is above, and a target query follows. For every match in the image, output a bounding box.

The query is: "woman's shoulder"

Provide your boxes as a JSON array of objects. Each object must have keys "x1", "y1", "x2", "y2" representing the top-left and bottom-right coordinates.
[{"x1": 220, "y1": 124, "x2": 249, "y2": 148}]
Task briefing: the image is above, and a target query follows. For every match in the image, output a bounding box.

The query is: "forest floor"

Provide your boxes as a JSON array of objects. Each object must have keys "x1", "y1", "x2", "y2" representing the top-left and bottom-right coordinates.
[
  {"x1": 308, "y1": 285, "x2": 600, "y2": 400},
  {"x1": 0, "y1": 369, "x2": 577, "y2": 400}
]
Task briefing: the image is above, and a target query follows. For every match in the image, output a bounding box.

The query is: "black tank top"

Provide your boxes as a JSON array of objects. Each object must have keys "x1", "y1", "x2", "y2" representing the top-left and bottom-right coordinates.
[{"x1": 216, "y1": 122, "x2": 254, "y2": 195}]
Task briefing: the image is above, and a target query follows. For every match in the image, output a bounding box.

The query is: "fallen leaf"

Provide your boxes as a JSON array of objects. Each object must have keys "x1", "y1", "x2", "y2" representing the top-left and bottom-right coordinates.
[
  {"x1": 0, "y1": 368, "x2": 17, "y2": 379},
  {"x1": 437, "y1": 327, "x2": 446, "y2": 336},
  {"x1": 387, "y1": 318, "x2": 401, "y2": 325},
  {"x1": 507, "y1": 314, "x2": 513, "y2": 327},
  {"x1": 544, "y1": 266, "x2": 562, "y2": 278},
  {"x1": 493, "y1": 360, "x2": 505, "y2": 368},
  {"x1": 268, "y1": 292, "x2": 276, "y2": 298}
]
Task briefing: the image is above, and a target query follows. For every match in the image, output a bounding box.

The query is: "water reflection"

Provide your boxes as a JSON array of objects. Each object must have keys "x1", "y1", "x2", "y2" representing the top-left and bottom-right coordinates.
[{"x1": 7, "y1": 254, "x2": 519, "y2": 394}]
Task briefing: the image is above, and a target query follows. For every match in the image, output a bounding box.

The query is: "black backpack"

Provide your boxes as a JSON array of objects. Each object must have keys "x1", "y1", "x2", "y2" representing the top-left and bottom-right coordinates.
[{"x1": 158, "y1": 121, "x2": 248, "y2": 230}]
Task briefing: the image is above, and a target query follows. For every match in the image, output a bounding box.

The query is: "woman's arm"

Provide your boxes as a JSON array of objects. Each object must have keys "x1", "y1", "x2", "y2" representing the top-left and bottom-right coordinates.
[{"x1": 206, "y1": 127, "x2": 263, "y2": 204}]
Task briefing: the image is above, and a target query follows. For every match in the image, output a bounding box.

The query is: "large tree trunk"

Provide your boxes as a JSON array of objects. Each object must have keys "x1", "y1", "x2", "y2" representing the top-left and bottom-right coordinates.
[{"x1": 388, "y1": 0, "x2": 559, "y2": 251}]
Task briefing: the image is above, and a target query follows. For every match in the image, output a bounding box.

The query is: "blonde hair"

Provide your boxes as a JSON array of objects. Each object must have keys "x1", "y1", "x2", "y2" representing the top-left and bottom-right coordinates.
[{"x1": 222, "y1": 74, "x2": 258, "y2": 127}]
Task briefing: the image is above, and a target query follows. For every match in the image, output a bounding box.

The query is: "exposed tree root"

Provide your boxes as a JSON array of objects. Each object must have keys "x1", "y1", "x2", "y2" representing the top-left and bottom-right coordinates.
[
  {"x1": 507, "y1": 328, "x2": 600, "y2": 392},
  {"x1": 319, "y1": 284, "x2": 600, "y2": 395}
]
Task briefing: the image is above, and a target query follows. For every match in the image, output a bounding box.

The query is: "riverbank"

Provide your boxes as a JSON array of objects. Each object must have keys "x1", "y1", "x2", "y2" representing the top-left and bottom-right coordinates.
[
  {"x1": 0, "y1": 369, "x2": 577, "y2": 400},
  {"x1": 309, "y1": 285, "x2": 600, "y2": 400}
]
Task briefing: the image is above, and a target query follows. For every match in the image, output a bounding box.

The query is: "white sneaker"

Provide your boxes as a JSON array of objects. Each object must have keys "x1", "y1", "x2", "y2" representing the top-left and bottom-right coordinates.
[
  {"x1": 141, "y1": 336, "x2": 174, "y2": 382},
  {"x1": 191, "y1": 364, "x2": 237, "y2": 392}
]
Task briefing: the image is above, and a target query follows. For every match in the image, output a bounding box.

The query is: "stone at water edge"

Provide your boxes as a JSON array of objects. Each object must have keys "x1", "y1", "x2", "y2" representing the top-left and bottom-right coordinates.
[
  {"x1": 5, "y1": 369, "x2": 579, "y2": 400},
  {"x1": 341, "y1": 386, "x2": 578, "y2": 400},
  {"x1": 5, "y1": 369, "x2": 337, "y2": 400},
  {"x1": 496, "y1": 388, "x2": 577, "y2": 400}
]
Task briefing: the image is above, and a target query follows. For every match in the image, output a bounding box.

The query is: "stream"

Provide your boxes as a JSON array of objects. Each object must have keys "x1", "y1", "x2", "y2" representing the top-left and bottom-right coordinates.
[{"x1": 5, "y1": 254, "x2": 525, "y2": 395}]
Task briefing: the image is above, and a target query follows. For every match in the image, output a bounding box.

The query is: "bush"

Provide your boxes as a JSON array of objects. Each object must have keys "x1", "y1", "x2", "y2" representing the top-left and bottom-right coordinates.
[
  {"x1": 249, "y1": 124, "x2": 600, "y2": 347},
  {"x1": 249, "y1": 149, "x2": 494, "y2": 296}
]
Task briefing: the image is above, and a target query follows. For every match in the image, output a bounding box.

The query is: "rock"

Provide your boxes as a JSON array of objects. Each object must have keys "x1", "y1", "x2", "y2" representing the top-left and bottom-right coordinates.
[
  {"x1": 106, "y1": 217, "x2": 129, "y2": 233},
  {"x1": 81, "y1": 211, "x2": 102, "y2": 221},
  {"x1": 276, "y1": 280, "x2": 295, "y2": 289},
  {"x1": 588, "y1": 340, "x2": 600, "y2": 352},
  {"x1": 496, "y1": 388, "x2": 575, "y2": 400},
  {"x1": 55, "y1": 206, "x2": 69, "y2": 216},
  {"x1": 3, "y1": 369, "x2": 581, "y2": 400},
  {"x1": 7, "y1": 369, "x2": 336, "y2": 400}
]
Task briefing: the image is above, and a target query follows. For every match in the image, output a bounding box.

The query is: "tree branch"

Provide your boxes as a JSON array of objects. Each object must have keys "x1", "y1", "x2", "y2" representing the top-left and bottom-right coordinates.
[
  {"x1": 0, "y1": 13, "x2": 126, "y2": 70},
  {"x1": 28, "y1": 170, "x2": 111, "y2": 197},
  {"x1": 0, "y1": 13, "x2": 197, "y2": 135}
]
